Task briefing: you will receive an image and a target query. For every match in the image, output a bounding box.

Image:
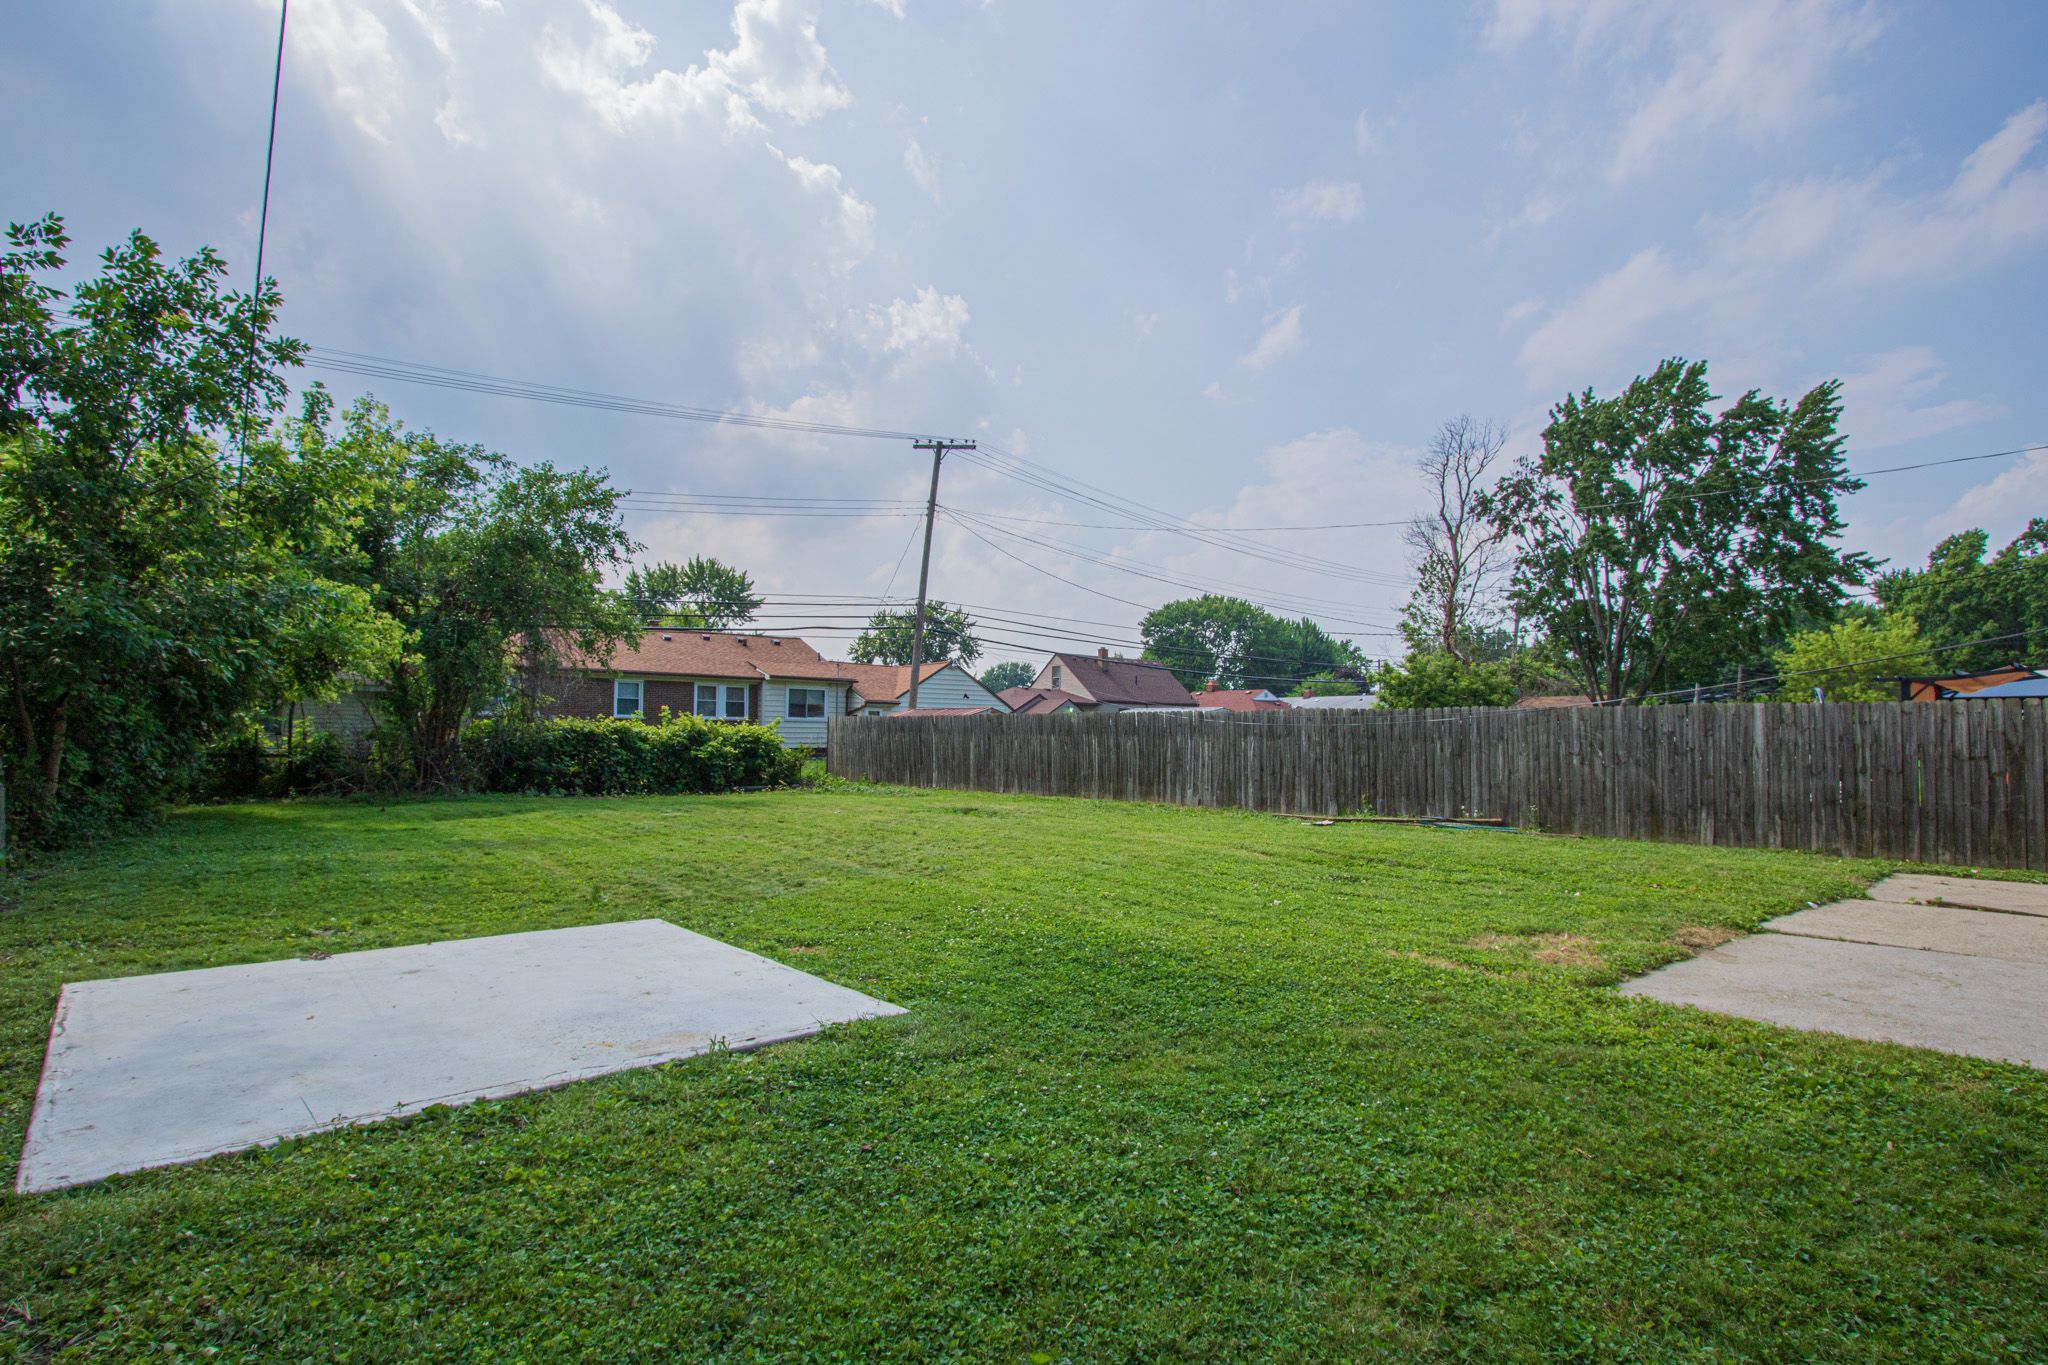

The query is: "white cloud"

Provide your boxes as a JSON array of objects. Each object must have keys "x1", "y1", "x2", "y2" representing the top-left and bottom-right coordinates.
[
  {"x1": 1938, "y1": 448, "x2": 2048, "y2": 541},
  {"x1": 1837, "y1": 348, "x2": 2002, "y2": 450},
  {"x1": 1861, "y1": 445, "x2": 2048, "y2": 573},
  {"x1": 1486, "y1": 191, "x2": 1564, "y2": 244},
  {"x1": 866, "y1": 0, "x2": 907, "y2": 16},
  {"x1": 1487, "y1": 0, "x2": 1886, "y2": 180},
  {"x1": 291, "y1": 0, "x2": 406, "y2": 141},
  {"x1": 869, "y1": 286, "x2": 971, "y2": 367},
  {"x1": 903, "y1": 136, "x2": 941, "y2": 203},
  {"x1": 1516, "y1": 247, "x2": 1712, "y2": 390},
  {"x1": 539, "y1": 0, "x2": 849, "y2": 135},
  {"x1": 1518, "y1": 104, "x2": 2048, "y2": 391},
  {"x1": 1201, "y1": 380, "x2": 1225, "y2": 401},
  {"x1": 1278, "y1": 179, "x2": 1363, "y2": 225},
  {"x1": 715, "y1": 0, "x2": 850, "y2": 123},
  {"x1": 769, "y1": 145, "x2": 876, "y2": 265},
  {"x1": 1239, "y1": 304, "x2": 1304, "y2": 371},
  {"x1": 1499, "y1": 295, "x2": 1545, "y2": 331},
  {"x1": 1353, "y1": 109, "x2": 1376, "y2": 153}
]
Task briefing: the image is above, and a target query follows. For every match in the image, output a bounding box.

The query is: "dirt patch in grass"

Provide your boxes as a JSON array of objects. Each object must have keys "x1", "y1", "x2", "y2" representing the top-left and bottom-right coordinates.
[
  {"x1": 782, "y1": 944, "x2": 828, "y2": 956},
  {"x1": 1470, "y1": 932, "x2": 1605, "y2": 967},
  {"x1": 1672, "y1": 924, "x2": 1740, "y2": 951}
]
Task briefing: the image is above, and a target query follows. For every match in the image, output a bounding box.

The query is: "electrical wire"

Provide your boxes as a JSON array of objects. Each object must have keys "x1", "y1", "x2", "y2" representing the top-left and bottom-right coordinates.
[{"x1": 303, "y1": 346, "x2": 950, "y2": 442}]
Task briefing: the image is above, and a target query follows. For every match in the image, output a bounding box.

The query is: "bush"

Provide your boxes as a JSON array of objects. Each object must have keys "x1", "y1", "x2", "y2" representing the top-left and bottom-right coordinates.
[
  {"x1": 463, "y1": 710, "x2": 803, "y2": 796},
  {"x1": 1372, "y1": 651, "x2": 1519, "y2": 709},
  {"x1": 187, "y1": 719, "x2": 373, "y2": 803}
]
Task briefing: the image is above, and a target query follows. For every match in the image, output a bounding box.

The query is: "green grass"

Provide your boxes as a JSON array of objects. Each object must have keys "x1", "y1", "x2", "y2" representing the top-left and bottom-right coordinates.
[{"x1": 1, "y1": 791, "x2": 2045, "y2": 1361}]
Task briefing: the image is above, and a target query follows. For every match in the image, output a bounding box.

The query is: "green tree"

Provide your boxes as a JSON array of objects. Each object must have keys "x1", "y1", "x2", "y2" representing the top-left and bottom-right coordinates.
[
  {"x1": 1140, "y1": 596, "x2": 1364, "y2": 692},
  {"x1": 851, "y1": 601, "x2": 980, "y2": 666},
  {"x1": 1372, "y1": 652, "x2": 1518, "y2": 709},
  {"x1": 309, "y1": 399, "x2": 637, "y2": 785},
  {"x1": 1769, "y1": 615, "x2": 1934, "y2": 702},
  {"x1": 1484, "y1": 358, "x2": 1869, "y2": 702},
  {"x1": 978, "y1": 661, "x2": 1034, "y2": 693},
  {"x1": 1295, "y1": 671, "x2": 1362, "y2": 697},
  {"x1": 1874, "y1": 522, "x2": 2048, "y2": 672},
  {"x1": 0, "y1": 216, "x2": 391, "y2": 846},
  {"x1": 623, "y1": 557, "x2": 762, "y2": 629}
]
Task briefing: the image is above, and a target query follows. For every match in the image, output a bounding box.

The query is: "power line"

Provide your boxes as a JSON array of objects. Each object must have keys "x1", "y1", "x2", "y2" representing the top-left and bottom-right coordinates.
[
  {"x1": 303, "y1": 346, "x2": 937, "y2": 442},
  {"x1": 239, "y1": 0, "x2": 288, "y2": 472},
  {"x1": 947, "y1": 510, "x2": 1405, "y2": 630}
]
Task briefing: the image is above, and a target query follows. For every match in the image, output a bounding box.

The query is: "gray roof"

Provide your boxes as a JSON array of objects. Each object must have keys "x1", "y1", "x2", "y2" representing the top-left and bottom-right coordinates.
[
  {"x1": 1281, "y1": 693, "x2": 1378, "y2": 710},
  {"x1": 1965, "y1": 675, "x2": 2048, "y2": 698}
]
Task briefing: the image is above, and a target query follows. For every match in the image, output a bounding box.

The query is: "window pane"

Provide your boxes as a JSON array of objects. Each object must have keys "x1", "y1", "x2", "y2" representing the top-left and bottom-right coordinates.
[
  {"x1": 615, "y1": 680, "x2": 642, "y2": 717},
  {"x1": 789, "y1": 687, "x2": 825, "y2": 719},
  {"x1": 694, "y1": 684, "x2": 718, "y2": 716},
  {"x1": 724, "y1": 687, "x2": 747, "y2": 719}
]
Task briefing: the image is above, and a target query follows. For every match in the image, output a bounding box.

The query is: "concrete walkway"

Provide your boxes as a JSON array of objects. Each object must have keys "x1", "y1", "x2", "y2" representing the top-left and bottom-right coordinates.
[
  {"x1": 18, "y1": 920, "x2": 905, "y2": 1194},
  {"x1": 1620, "y1": 875, "x2": 2048, "y2": 1070}
]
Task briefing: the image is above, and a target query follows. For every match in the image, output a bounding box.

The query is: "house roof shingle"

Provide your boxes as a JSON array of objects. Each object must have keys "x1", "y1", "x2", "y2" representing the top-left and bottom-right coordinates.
[
  {"x1": 1044, "y1": 653, "x2": 1196, "y2": 707},
  {"x1": 554, "y1": 629, "x2": 861, "y2": 683},
  {"x1": 834, "y1": 660, "x2": 950, "y2": 704},
  {"x1": 999, "y1": 686, "x2": 1086, "y2": 714},
  {"x1": 1190, "y1": 687, "x2": 1289, "y2": 712}
]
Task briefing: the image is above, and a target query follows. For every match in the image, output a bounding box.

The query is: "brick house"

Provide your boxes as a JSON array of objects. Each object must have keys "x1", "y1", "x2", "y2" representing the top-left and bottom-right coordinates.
[{"x1": 545, "y1": 629, "x2": 863, "y2": 749}]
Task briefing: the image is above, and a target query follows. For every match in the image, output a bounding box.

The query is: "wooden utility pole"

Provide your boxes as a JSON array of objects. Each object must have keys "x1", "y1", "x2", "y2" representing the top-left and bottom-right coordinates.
[{"x1": 906, "y1": 439, "x2": 975, "y2": 710}]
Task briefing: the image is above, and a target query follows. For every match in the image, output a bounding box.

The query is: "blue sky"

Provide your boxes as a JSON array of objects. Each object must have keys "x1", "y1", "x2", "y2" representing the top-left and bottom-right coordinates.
[{"x1": 10, "y1": 0, "x2": 2047, "y2": 670}]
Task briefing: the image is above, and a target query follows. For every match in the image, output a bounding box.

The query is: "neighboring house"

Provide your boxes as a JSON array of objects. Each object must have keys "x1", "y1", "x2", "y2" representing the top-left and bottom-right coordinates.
[
  {"x1": 836, "y1": 661, "x2": 1012, "y2": 716},
  {"x1": 1283, "y1": 693, "x2": 1378, "y2": 710},
  {"x1": 891, "y1": 706, "x2": 1001, "y2": 718},
  {"x1": 1021, "y1": 650, "x2": 1197, "y2": 712},
  {"x1": 1890, "y1": 662, "x2": 2043, "y2": 701},
  {"x1": 1188, "y1": 684, "x2": 1288, "y2": 712},
  {"x1": 998, "y1": 687, "x2": 1085, "y2": 715},
  {"x1": 273, "y1": 675, "x2": 384, "y2": 747},
  {"x1": 545, "y1": 628, "x2": 858, "y2": 749}
]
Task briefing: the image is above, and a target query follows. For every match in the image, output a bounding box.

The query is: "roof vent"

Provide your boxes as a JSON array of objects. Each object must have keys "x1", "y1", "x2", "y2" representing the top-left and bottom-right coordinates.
[
  {"x1": 1097, "y1": 647, "x2": 1109, "y2": 659},
  {"x1": 700, "y1": 634, "x2": 711, "y2": 641},
  {"x1": 662, "y1": 634, "x2": 674, "y2": 642},
  {"x1": 770, "y1": 638, "x2": 782, "y2": 646}
]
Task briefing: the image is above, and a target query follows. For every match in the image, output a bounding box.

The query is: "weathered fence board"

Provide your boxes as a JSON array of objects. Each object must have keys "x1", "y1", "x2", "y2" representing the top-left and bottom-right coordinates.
[{"x1": 827, "y1": 701, "x2": 2048, "y2": 869}]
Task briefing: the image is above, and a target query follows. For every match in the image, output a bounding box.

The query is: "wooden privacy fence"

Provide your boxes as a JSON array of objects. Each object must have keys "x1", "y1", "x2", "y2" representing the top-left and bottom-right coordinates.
[{"x1": 828, "y1": 701, "x2": 2048, "y2": 869}]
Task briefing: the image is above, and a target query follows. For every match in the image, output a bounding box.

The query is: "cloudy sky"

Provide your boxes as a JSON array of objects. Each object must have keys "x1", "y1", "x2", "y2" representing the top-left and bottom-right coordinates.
[{"x1": 11, "y1": 1, "x2": 2047, "y2": 672}]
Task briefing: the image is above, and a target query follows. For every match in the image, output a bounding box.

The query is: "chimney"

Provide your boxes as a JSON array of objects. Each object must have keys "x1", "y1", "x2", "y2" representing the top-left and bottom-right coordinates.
[
  {"x1": 1097, "y1": 647, "x2": 1108, "y2": 659},
  {"x1": 1205, "y1": 679, "x2": 1220, "y2": 692}
]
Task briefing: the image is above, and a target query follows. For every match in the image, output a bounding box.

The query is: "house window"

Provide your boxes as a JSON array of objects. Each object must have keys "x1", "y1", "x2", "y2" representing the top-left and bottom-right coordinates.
[
  {"x1": 724, "y1": 687, "x2": 748, "y2": 720},
  {"x1": 1051, "y1": 665, "x2": 1063, "y2": 689},
  {"x1": 694, "y1": 683, "x2": 719, "y2": 717},
  {"x1": 788, "y1": 687, "x2": 826, "y2": 719},
  {"x1": 613, "y1": 679, "x2": 643, "y2": 717}
]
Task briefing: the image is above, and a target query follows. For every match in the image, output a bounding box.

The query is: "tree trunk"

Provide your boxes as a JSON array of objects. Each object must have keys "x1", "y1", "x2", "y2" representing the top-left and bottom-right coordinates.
[
  {"x1": 41, "y1": 699, "x2": 67, "y2": 800},
  {"x1": 7, "y1": 682, "x2": 37, "y2": 773}
]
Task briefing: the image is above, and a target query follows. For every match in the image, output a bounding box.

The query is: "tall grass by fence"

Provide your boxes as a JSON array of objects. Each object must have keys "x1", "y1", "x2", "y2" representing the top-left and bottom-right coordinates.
[{"x1": 828, "y1": 701, "x2": 2048, "y2": 869}]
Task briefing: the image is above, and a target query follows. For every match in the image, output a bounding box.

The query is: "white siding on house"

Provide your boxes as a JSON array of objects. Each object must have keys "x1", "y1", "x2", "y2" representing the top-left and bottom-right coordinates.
[
  {"x1": 872, "y1": 665, "x2": 1011, "y2": 713},
  {"x1": 764, "y1": 680, "x2": 850, "y2": 748}
]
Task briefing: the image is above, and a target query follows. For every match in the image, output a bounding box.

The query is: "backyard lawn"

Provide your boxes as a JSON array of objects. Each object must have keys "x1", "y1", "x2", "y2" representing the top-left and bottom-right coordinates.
[{"x1": 2, "y1": 790, "x2": 2045, "y2": 1360}]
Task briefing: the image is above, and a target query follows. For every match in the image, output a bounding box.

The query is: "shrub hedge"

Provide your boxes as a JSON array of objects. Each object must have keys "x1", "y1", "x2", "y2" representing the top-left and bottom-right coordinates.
[{"x1": 463, "y1": 711, "x2": 804, "y2": 796}]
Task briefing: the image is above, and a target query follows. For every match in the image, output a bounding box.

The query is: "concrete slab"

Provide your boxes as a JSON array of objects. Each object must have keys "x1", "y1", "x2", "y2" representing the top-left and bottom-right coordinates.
[
  {"x1": 1867, "y1": 874, "x2": 2048, "y2": 918},
  {"x1": 18, "y1": 920, "x2": 905, "y2": 1194},
  {"x1": 1619, "y1": 934, "x2": 2048, "y2": 1069},
  {"x1": 1766, "y1": 900, "x2": 2048, "y2": 966}
]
